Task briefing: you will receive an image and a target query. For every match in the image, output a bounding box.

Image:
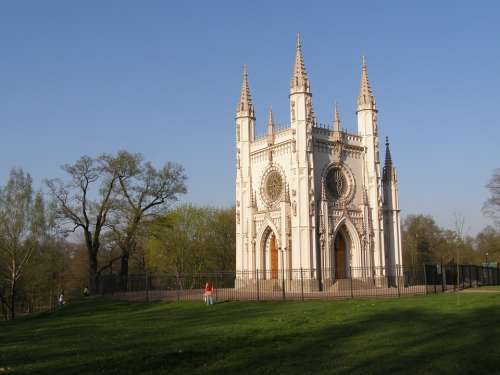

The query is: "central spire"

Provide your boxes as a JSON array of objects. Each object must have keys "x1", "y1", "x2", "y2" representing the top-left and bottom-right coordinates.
[
  {"x1": 357, "y1": 57, "x2": 376, "y2": 111},
  {"x1": 333, "y1": 102, "x2": 341, "y2": 132},
  {"x1": 290, "y1": 33, "x2": 310, "y2": 94},
  {"x1": 267, "y1": 107, "x2": 274, "y2": 135}
]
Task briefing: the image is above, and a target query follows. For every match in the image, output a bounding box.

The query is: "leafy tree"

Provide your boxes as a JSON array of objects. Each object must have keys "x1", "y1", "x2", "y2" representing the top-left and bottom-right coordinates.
[
  {"x1": 402, "y1": 214, "x2": 479, "y2": 266},
  {"x1": 146, "y1": 205, "x2": 235, "y2": 275},
  {"x1": 475, "y1": 226, "x2": 500, "y2": 264},
  {"x1": 108, "y1": 151, "x2": 187, "y2": 290},
  {"x1": 402, "y1": 215, "x2": 442, "y2": 265}
]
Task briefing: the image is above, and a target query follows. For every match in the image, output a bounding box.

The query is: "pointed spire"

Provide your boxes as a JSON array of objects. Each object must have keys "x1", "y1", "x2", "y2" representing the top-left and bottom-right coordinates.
[
  {"x1": 290, "y1": 33, "x2": 310, "y2": 94},
  {"x1": 333, "y1": 102, "x2": 341, "y2": 132},
  {"x1": 267, "y1": 107, "x2": 274, "y2": 135},
  {"x1": 383, "y1": 136, "x2": 394, "y2": 182},
  {"x1": 267, "y1": 107, "x2": 274, "y2": 145},
  {"x1": 236, "y1": 65, "x2": 255, "y2": 118},
  {"x1": 384, "y1": 136, "x2": 392, "y2": 167},
  {"x1": 357, "y1": 56, "x2": 376, "y2": 110}
]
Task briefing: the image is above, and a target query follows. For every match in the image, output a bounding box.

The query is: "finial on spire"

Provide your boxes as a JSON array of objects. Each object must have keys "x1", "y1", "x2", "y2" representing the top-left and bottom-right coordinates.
[
  {"x1": 333, "y1": 102, "x2": 341, "y2": 132},
  {"x1": 290, "y1": 33, "x2": 310, "y2": 94},
  {"x1": 236, "y1": 65, "x2": 254, "y2": 117},
  {"x1": 357, "y1": 56, "x2": 376, "y2": 111}
]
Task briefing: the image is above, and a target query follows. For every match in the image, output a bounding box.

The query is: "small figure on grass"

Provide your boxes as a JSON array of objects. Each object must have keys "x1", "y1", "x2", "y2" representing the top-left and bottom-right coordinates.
[
  {"x1": 83, "y1": 286, "x2": 89, "y2": 297},
  {"x1": 58, "y1": 292, "x2": 65, "y2": 308},
  {"x1": 204, "y1": 281, "x2": 215, "y2": 305}
]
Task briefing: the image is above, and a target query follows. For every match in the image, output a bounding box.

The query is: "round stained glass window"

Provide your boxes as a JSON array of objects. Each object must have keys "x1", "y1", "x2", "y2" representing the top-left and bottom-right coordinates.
[
  {"x1": 265, "y1": 171, "x2": 283, "y2": 203},
  {"x1": 326, "y1": 168, "x2": 347, "y2": 200}
]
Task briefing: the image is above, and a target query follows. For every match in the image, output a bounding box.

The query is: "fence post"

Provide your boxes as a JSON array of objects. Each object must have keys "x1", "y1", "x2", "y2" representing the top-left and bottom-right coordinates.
[
  {"x1": 396, "y1": 265, "x2": 401, "y2": 297},
  {"x1": 256, "y1": 269, "x2": 260, "y2": 301},
  {"x1": 442, "y1": 264, "x2": 446, "y2": 292},
  {"x1": 176, "y1": 276, "x2": 180, "y2": 302},
  {"x1": 282, "y1": 267, "x2": 285, "y2": 300},
  {"x1": 433, "y1": 265, "x2": 437, "y2": 294},
  {"x1": 215, "y1": 273, "x2": 219, "y2": 302},
  {"x1": 349, "y1": 266, "x2": 354, "y2": 298},
  {"x1": 461, "y1": 266, "x2": 465, "y2": 289},
  {"x1": 423, "y1": 264, "x2": 427, "y2": 295},
  {"x1": 469, "y1": 266, "x2": 472, "y2": 288},
  {"x1": 300, "y1": 268, "x2": 304, "y2": 301},
  {"x1": 145, "y1": 272, "x2": 150, "y2": 302}
]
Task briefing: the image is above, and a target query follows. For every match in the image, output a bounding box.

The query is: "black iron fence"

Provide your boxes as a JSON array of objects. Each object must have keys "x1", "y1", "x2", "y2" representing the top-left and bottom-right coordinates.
[{"x1": 100, "y1": 264, "x2": 500, "y2": 302}]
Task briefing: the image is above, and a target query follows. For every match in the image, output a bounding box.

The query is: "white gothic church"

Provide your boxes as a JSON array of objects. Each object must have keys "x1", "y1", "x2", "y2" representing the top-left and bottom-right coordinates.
[{"x1": 235, "y1": 35, "x2": 402, "y2": 285}]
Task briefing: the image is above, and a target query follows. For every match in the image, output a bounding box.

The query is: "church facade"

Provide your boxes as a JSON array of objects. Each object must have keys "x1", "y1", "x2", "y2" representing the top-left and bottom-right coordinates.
[{"x1": 235, "y1": 35, "x2": 402, "y2": 284}]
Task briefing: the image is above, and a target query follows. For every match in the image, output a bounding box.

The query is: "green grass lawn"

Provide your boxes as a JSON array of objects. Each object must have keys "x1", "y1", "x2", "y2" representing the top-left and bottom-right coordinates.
[{"x1": 1, "y1": 291, "x2": 500, "y2": 375}]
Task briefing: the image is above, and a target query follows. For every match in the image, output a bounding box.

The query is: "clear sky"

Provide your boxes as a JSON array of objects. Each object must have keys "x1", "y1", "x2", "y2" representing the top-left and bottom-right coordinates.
[{"x1": 0, "y1": 1, "x2": 498, "y2": 235}]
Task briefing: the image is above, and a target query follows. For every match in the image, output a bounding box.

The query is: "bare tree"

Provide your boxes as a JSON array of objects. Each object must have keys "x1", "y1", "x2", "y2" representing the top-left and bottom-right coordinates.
[
  {"x1": 46, "y1": 155, "x2": 120, "y2": 293},
  {"x1": 483, "y1": 168, "x2": 500, "y2": 228},
  {"x1": 0, "y1": 169, "x2": 42, "y2": 319},
  {"x1": 109, "y1": 151, "x2": 187, "y2": 290}
]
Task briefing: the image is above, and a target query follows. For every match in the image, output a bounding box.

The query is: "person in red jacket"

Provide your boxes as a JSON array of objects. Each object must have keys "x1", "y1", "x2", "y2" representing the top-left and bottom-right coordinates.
[{"x1": 204, "y1": 281, "x2": 214, "y2": 305}]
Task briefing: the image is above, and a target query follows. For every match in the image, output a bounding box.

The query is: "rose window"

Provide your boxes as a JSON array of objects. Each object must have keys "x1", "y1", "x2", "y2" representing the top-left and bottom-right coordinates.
[
  {"x1": 265, "y1": 171, "x2": 283, "y2": 203},
  {"x1": 326, "y1": 168, "x2": 347, "y2": 200}
]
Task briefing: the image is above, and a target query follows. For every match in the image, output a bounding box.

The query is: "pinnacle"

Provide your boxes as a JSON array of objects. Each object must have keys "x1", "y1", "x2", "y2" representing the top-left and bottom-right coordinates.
[
  {"x1": 267, "y1": 107, "x2": 274, "y2": 134},
  {"x1": 333, "y1": 102, "x2": 341, "y2": 132},
  {"x1": 236, "y1": 65, "x2": 254, "y2": 117},
  {"x1": 385, "y1": 136, "x2": 393, "y2": 166},
  {"x1": 290, "y1": 33, "x2": 310, "y2": 93},
  {"x1": 357, "y1": 57, "x2": 376, "y2": 110}
]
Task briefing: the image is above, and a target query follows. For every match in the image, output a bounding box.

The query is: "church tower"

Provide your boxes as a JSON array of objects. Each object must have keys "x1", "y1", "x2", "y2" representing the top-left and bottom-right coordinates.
[
  {"x1": 234, "y1": 36, "x2": 403, "y2": 288},
  {"x1": 356, "y1": 58, "x2": 385, "y2": 272},
  {"x1": 289, "y1": 33, "x2": 318, "y2": 271},
  {"x1": 235, "y1": 66, "x2": 256, "y2": 274}
]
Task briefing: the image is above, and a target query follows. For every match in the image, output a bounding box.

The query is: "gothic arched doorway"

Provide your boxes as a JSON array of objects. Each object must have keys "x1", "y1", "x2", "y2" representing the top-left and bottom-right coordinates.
[
  {"x1": 333, "y1": 230, "x2": 347, "y2": 279},
  {"x1": 261, "y1": 227, "x2": 279, "y2": 280}
]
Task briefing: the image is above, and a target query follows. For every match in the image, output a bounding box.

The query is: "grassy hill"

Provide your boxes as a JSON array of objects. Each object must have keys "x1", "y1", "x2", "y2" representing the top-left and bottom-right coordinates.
[{"x1": 1, "y1": 290, "x2": 499, "y2": 374}]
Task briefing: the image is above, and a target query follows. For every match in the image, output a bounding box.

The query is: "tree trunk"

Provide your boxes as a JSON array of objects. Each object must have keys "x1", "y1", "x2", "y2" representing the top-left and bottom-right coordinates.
[
  {"x1": 10, "y1": 280, "x2": 16, "y2": 320},
  {"x1": 89, "y1": 252, "x2": 99, "y2": 294},
  {"x1": 119, "y1": 251, "x2": 129, "y2": 291}
]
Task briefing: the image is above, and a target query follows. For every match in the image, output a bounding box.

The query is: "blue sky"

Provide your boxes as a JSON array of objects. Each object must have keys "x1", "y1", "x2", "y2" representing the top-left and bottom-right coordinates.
[{"x1": 0, "y1": 1, "x2": 498, "y2": 235}]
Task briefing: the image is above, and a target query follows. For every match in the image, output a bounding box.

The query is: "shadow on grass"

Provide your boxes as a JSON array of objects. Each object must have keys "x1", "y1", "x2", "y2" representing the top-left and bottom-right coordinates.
[{"x1": 1, "y1": 295, "x2": 499, "y2": 375}]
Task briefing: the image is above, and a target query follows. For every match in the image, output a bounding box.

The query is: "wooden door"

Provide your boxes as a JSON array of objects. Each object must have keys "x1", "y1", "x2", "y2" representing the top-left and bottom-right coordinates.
[
  {"x1": 335, "y1": 233, "x2": 346, "y2": 279},
  {"x1": 270, "y1": 234, "x2": 278, "y2": 279}
]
